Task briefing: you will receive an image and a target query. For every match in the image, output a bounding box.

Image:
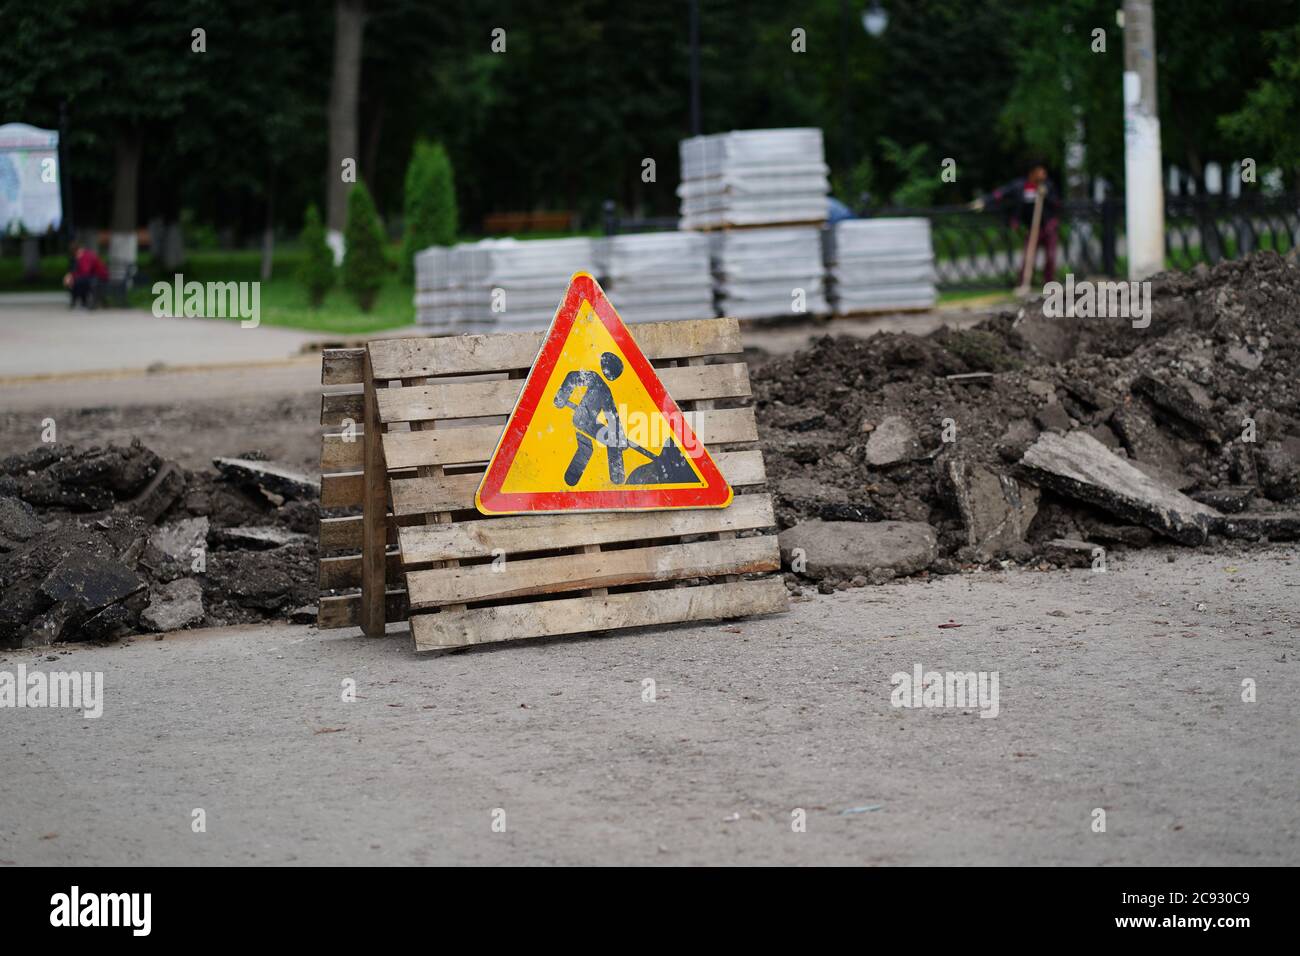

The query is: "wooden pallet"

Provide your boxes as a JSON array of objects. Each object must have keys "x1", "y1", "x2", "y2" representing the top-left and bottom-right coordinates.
[
  {"x1": 316, "y1": 346, "x2": 406, "y2": 630},
  {"x1": 686, "y1": 218, "x2": 828, "y2": 233},
  {"x1": 316, "y1": 317, "x2": 787, "y2": 651}
]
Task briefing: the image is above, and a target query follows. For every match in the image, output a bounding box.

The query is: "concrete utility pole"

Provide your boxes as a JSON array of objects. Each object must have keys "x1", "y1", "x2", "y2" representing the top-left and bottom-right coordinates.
[{"x1": 1122, "y1": 0, "x2": 1165, "y2": 280}]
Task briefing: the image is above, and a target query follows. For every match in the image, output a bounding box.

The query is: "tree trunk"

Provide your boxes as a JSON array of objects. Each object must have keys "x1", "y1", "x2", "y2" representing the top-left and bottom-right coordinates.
[
  {"x1": 363, "y1": 94, "x2": 385, "y2": 189},
  {"x1": 326, "y1": 0, "x2": 366, "y2": 264},
  {"x1": 110, "y1": 133, "x2": 141, "y2": 277},
  {"x1": 261, "y1": 172, "x2": 275, "y2": 282},
  {"x1": 162, "y1": 222, "x2": 186, "y2": 272},
  {"x1": 21, "y1": 237, "x2": 40, "y2": 280}
]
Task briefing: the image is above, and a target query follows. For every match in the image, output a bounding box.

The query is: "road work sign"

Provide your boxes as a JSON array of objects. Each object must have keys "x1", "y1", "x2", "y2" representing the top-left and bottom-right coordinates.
[{"x1": 475, "y1": 273, "x2": 733, "y2": 514}]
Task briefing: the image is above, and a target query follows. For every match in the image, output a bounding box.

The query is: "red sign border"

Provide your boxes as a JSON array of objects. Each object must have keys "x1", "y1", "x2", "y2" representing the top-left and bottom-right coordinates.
[{"x1": 475, "y1": 273, "x2": 734, "y2": 514}]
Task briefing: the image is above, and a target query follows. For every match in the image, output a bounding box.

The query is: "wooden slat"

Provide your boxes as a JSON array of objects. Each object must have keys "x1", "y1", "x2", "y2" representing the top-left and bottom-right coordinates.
[
  {"x1": 410, "y1": 577, "x2": 788, "y2": 650},
  {"x1": 322, "y1": 349, "x2": 365, "y2": 385},
  {"x1": 368, "y1": 318, "x2": 742, "y2": 379},
  {"x1": 359, "y1": 353, "x2": 389, "y2": 636},
  {"x1": 690, "y1": 355, "x2": 740, "y2": 585},
  {"x1": 319, "y1": 515, "x2": 400, "y2": 552},
  {"x1": 317, "y1": 590, "x2": 409, "y2": 630},
  {"x1": 399, "y1": 493, "x2": 775, "y2": 563},
  {"x1": 321, "y1": 434, "x2": 364, "y2": 471},
  {"x1": 319, "y1": 515, "x2": 363, "y2": 551},
  {"x1": 321, "y1": 472, "x2": 363, "y2": 508},
  {"x1": 389, "y1": 448, "x2": 766, "y2": 516},
  {"x1": 407, "y1": 535, "x2": 778, "y2": 608},
  {"x1": 321, "y1": 392, "x2": 364, "y2": 426},
  {"x1": 318, "y1": 550, "x2": 403, "y2": 590},
  {"x1": 374, "y1": 362, "x2": 751, "y2": 425},
  {"x1": 379, "y1": 406, "x2": 757, "y2": 471}
]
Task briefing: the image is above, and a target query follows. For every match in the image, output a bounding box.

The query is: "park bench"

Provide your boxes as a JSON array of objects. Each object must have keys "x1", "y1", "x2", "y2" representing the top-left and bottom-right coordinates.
[
  {"x1": 481, "y1": 210, "x2": 576, "y2": 234},
  {"x1": 101, "y1": 262, "x2": 141, "y2": 308},
  {"x1": 315, "y1": 317, "x2": 786, "y2": 651}
]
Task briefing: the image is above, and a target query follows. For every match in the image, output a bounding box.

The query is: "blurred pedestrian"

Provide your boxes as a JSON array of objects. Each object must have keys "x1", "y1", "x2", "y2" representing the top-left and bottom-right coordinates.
[
  {"x1": 971, "y1": 159, "x2": 1062, "y2": 284},
  {"x1": 64, "y1": 240, "x2": 109, "y2": 309}
]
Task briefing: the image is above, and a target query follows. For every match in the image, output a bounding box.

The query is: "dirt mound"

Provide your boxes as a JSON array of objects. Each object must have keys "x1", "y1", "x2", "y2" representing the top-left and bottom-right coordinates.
[
  {"x1": 0, "y1": 440, "x2": 317, "y2": 647},
  {"x1": 754, "y1": 252, "x2": 1300, "y2": 588}
]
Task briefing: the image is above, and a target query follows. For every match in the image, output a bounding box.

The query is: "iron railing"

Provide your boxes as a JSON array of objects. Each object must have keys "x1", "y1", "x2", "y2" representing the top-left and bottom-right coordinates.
[{"x1": 603, "y1": 193, "x2": 1300, "y2": 290}]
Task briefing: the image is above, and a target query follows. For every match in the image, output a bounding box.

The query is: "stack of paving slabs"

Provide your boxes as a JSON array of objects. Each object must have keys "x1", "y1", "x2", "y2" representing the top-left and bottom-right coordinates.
[
  {"x1": 711, "y1": 225, "x2": 829, "y2": 321},
  {"x1": 413, "y1": 246, "x2": 459, "y2": 332},
  {"x1": 826, "y1": 218, "x2": 937, "y2": 314},
  {"x1": 602, "y1": 232, "x2": 715, "y2": 323},
  {"x1": 677, "y1": 128, "x2": 829, "y2": 230},
  {"x1": 415, "y1": 237, "x2": 599, "y2": 332}
]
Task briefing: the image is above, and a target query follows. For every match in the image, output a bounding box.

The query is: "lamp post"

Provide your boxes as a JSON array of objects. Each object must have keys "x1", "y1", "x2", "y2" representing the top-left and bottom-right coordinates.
[
  {"x1": 689, "y1": 0, "x2": 701, "y2": 136},
  {"x1": 862, "y1": 2, "x2": 888, "y2": 38},
  {"x1": 842, "y1": 3, "x2": 887, "y2": 198}
]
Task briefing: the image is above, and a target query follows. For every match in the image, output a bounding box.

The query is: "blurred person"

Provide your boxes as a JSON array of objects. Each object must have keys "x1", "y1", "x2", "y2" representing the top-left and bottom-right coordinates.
[
  {"x1": 971, "y1": 159, "x2": 1062, "y2": 284},
  {"x1": 63, "y1": 240, "x2": 109, "y2": 309}
]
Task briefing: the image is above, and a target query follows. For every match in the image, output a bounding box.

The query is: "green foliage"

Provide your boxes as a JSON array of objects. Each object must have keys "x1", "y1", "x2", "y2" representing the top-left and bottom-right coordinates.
[
  {"x1": 874, "y1": 0, "x2": 1020, "y2": 202},
  {"x1": 877, "y1": 138, "x2": 942, "y2": 207},
  {"x1": 1219, "y1": 22, "x2": 1300, "y2": 178},
  {"x1": 4, "y1": 0, "x2": 1298, "y2": 245},
  {"x1": 1000, "y1": 0, "x2": 1299, "y2": 191},
  {"x1": 998, "y1": 0, "x2": 1122, "y2": 187},
  {"x1": 831, "y1": 158, "x2": 875, "y2": 210},
  {"x1": 296, "y1": 204, "x2": 334, "y2": 308},
  {"x1": 342, "y1": 183, "x2": 387, "y2": 312},
  {"x1": 399, "y1": 141, "x2": 458, "y2": 283}
]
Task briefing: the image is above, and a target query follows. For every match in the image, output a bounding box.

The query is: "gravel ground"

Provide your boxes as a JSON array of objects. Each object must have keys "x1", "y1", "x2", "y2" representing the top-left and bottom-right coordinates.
[{"x1": 2, "y1": 546, "x2": 1295, "y2": 866}]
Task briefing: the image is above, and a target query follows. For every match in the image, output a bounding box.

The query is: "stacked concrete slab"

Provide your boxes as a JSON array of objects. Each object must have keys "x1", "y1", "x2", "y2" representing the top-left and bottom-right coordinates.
[
  {"x1": 676, "y1": 128, "x2": 831, "y2": 322},
  {"x1": 710, "y1": 225, "x2": 828, "y2": 321},
  {"x1": 826, "y1": 218, "x2": 937, "y2": 314},
  {"x1": 413, "y1": 247, "x2": 460, "y2": 332},
  {"x1": 415, "y1": 237, "x2": 599, "y2": 332},
  {"x1": 602, "y1": 232, "x2": 714, "y2": 323},
  {"x1": 678, "y1": 128, "x2": 829, "y2": 230}
]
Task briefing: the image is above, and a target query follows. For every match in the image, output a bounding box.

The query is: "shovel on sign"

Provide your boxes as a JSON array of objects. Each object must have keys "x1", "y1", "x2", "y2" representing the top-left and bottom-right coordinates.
[{"x1": 562, "y1": 399, "x2": 699, "y2": 485}]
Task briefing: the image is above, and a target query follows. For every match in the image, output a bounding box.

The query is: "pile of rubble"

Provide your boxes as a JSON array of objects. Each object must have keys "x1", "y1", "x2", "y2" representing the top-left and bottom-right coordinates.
[
  {"x1": 754, "y1": 251, "x2": 1300, "y2": 590},
  {"x1": 0, "y1": 441, "x2": 320, "y2": 647}
]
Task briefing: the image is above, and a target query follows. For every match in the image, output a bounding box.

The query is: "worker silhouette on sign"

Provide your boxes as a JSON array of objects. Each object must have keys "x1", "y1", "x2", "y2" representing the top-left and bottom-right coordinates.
[{"x1": 554, "y1": 351, "x2": 628, "y2": 486}]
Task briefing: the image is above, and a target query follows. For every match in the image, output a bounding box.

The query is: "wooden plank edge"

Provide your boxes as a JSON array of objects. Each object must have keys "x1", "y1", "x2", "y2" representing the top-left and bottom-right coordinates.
[
  {"x1": 411, "y1": 576, "x2": 788, "y2": 651},
  {"x1": 406, "y1": 534, "x2": 778, "y2": 609},
  {"x1": 317, "y1": 590, "x2": 409, "y2": 629}
]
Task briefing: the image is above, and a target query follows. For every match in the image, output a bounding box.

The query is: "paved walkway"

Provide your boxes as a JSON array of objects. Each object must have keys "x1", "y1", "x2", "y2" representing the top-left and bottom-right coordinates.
[{"x1": 0, "y1": 301, "x2": 327, "y2": 379}]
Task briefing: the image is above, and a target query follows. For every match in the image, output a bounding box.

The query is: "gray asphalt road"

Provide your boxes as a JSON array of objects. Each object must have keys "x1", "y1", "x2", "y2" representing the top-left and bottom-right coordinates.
[
  {"x1": 0, "y1": 301, "x2": 326, "y2": 379},
  {"x1": 2, "y1": 546, "x2": 1295, "y2": 866}
]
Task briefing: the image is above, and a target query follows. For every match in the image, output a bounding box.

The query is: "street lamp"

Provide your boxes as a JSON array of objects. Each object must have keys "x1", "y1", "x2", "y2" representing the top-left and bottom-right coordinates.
[
  {"x1": 862, "y1": 2, "x2": 888, "y2": 38},
  {"x1": 841, "y1": 3, "x2": 888, "y2": 207}
]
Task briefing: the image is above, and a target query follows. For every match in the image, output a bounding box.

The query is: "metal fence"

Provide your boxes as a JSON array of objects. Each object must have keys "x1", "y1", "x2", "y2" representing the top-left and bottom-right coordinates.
[
  {"x1": 879, "y1": 194, "x2": 1300, "y2": 290},
  {"x1": 604, "y1": 193, "x2": 1300, "y2": 291},
  {"x1": 1164, "y1": 194, "x2": 1300, "y2": 270}
]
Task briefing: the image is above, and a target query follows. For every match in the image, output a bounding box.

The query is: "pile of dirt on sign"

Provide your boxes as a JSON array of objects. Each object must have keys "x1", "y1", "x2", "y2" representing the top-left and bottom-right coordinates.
[
  {"x1": 0, "y1": 440, "x2": 320, "y2": 647},
  {"x1": 754, "y1": 251, "x2": 1300, "y2": 589}
]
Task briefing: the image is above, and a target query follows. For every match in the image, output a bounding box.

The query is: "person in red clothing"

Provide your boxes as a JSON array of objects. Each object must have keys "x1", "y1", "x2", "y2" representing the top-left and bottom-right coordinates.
[
  {"x1": 63, "y1": 240, "x2": 109, "y2": 309},
  {"x1": 972, "y1": 159, "x2": 1063, "y2": 285}
]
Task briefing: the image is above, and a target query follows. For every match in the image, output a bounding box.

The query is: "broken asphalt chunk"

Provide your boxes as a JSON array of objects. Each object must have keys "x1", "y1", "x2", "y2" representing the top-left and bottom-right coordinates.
[
  {"x1": 213, "y1": 457, "x2": 320, "y2": 503},
  {"x1": 1017, "y1": 431, "x2": 1218, "y2": 545}
]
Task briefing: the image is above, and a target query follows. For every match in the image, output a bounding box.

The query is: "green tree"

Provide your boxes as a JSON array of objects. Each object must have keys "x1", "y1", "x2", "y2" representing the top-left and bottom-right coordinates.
[
  {"x1": 998, "y1": 0, "x2": 1121, "y2": 191},
  {"x1": 1219, "y1": 22, "x2": 1300, "y2": 182},
  {"x1": 297, "y1": 204, "x2": 335, "y2": 307},
  {"x1": 342, "y1": 181, "x2": 387, "y2": 311},
  {"x1": 878, "y1": 138, "x2": 942, "y2": 207},
  {"x1": 399, "y1": 140, "x2": 458, "y2": 282}
]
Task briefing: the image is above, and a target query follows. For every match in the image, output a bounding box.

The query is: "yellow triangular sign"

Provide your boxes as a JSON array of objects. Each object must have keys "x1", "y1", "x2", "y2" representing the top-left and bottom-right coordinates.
[{"x1": 475, "y1": 273, "x2": 733, "y2": 514}]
